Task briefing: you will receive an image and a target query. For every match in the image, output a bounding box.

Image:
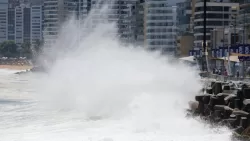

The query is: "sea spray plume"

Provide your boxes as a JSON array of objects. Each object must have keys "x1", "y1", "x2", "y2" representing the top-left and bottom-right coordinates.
[
  {"x1": 37, "y1": 32, "x2": 202, "y2": 120},
  {"x1": 35, "y1": 0, "x2": 114, "y2": 69},
  {"x1": 0, "y1": 0, "x2": 235, "y2": 140},
  {"x1": 35, "y1": 0, "x2": 202, "y2": 120}
]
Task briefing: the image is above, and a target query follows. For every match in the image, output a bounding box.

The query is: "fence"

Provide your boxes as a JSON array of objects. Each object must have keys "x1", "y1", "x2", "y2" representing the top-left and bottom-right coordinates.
[{"x1": 200, "y1": 72, "x2": 250, "y2": 82}]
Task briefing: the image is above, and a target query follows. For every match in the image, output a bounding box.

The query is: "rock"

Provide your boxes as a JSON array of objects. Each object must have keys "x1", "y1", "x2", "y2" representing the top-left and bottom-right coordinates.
[
  {"x1": 223, "y1": 85, "x2": 231, "y2": 91},
  {"x1": 214, "y1": 82, "x2": 223, "y2": 95},
  {"x1": 243, "y1": 88, "x2": 250, "y2": 99},
  {"x1": 232, "y1": 110, "x2": 249, "y2": 117},
  {"x1": 242, "y1": 126, "x2": 250, "y2": 137},
  {"x1": 188, "y1": 101, "x2": 198, "y2": 112},
  {"x1": 240, "y1": 117, "x2": 248, "y2": 129},
  {"x1": 188, "y1": 80, "x2": 250, "y2": 139}
]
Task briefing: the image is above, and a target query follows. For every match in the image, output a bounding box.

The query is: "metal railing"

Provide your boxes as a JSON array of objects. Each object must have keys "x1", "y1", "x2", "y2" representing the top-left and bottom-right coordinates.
[{"x1": 200, "y1": 72, "x2": 250, "y2": 82}]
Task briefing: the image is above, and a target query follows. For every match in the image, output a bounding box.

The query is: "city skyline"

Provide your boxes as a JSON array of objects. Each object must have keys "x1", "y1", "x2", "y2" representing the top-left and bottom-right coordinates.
[{"x1": 0, "y1": 0, "x2": 249, "y2": 57}]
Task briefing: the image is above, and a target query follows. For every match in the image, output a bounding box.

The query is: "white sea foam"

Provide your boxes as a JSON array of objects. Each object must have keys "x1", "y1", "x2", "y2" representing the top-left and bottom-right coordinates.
[{"x1": 0, "y1": 0, "x2": 234, "y2": 140}]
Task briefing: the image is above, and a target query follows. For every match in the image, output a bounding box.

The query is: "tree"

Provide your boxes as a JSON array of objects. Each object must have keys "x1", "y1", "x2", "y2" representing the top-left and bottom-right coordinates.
[
  {"x1": 33, "y1": 39, "x2": 44, "y2": 54},
  {"x1": 21, "y1": 42, "x2": 32, "y2": 58},
  {"x1": 0, "y1": 40, "x2": 18, "y2": 57}
]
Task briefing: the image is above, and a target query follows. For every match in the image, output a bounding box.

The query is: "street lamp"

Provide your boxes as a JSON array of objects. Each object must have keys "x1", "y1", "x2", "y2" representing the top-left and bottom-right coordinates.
[
  {"x1": 243, "y1": 10, "x2": 246, "y2": 44},
  {"x1": 227, "y1": 6, "x2": 238, "y2": 76},
  {"x1": 202, "y1": 0, "x2": 207, "y2": 72},
  {"x1": 202, "y1": 41, "x2": 210, "y2": 72}
]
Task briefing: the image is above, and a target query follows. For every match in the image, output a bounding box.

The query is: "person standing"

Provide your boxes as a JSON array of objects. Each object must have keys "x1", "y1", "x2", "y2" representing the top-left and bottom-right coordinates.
[{"x1": 236, "y1": 70, "x2": 239, "y2": 78}]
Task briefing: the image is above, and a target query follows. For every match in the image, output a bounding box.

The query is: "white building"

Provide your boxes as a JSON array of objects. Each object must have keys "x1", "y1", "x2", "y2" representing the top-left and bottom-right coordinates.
[
  {"x1": 145, "y1": 0, "x2": 177, "y2": 55},
  {"x1": 43, "y1": 0, "x2": 62, "y2": 46},
  {"x1": 43, "y1": 0, "x2": 89, "y2": 47},
  {"x1": 30, "y1": 5, "x2": 43, "y2": 46},
  {"x1": 0, "y1": 0, "x2": 8, "y2": 43},
  {"x1": 193, "y1": 0, "x2": 239, "y2": 49},
  {"x1": 14, "y1": 5, "x2": 32, "y2": 46},
  {"x1": 90, "y1": 0, "x2": 138, "y2": 42},
  {"x1": 15, "y1": 6, "x2": 24, "y2": 46}
]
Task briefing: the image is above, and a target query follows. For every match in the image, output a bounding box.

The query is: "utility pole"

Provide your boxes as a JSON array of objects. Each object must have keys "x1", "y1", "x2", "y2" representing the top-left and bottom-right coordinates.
[
  {"x1": 242, "y1": 9, "x2": 246, "y2": 77},
  {"x1": 202, "y1": 0, "x2": 207, "y2": 72},
  {"x1": 243, "y1": 11, "x2": 245, "y2": 44},
  {"x1": 228, "y1": 6, "x2": 238, "y2": 76}
]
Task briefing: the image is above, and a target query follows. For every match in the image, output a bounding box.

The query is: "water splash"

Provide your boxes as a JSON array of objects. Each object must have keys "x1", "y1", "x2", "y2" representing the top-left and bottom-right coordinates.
[
  {"x1": 37, "y1": 18, "x2": 201, "y2": 118},
  {"x1": 0, "y1": 1, "x2": 235, "y2": 141}
]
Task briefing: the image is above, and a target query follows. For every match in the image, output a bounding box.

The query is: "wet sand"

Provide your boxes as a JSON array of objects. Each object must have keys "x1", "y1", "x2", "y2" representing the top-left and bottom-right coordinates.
[{"x1": 0, "y1": 65, "x2": 33, "y2": 70}]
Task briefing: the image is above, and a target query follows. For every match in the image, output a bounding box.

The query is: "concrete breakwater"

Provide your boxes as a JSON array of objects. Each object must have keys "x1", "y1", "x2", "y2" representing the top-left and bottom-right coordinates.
[{"x1": 188, "y1": 80, "x2": 250, "y2": 140}]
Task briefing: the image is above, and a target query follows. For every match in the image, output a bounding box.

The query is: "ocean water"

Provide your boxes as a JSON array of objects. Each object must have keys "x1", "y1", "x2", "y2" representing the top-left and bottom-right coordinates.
[
  {"x1": 0, "y1": 1, "x2": 235, "y2": 140},
  {"x1": 0, "y1": 26, "x2": 234, "y2": 140},
  {"x1": 0, "y1": 51, "x2": 233, "y2": 141},
  {"x1": 0, "y1": 53, "x2": 234, "y2": 141}
]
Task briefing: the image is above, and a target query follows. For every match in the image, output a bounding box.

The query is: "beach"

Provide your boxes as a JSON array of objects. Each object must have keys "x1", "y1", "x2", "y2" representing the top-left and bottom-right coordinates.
[{"x1": 0, "y1": 65, "x2": 32, "y2": 70}]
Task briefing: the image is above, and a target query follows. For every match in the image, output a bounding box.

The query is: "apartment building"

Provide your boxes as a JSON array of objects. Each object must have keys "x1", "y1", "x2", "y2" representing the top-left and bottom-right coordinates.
[
  {"x1": 0, "y1": 0, "x2": 8, "y2": 43},
  {"x1": 239, "y1": 0, "x2": 250, "y2": 44},
  {"x1": 90, "y1": 0, "x2": 139, "y2": 42},
  {"x1": 15, "y1": 6, "x2": 24, "y2": 46},
  {"x1": 193, "y1": 0, "x2": 239, "y2": 49},
  {"x1": 176, "y1": 0, "x2": 193, "y2": 57},
  {"x1": 8, "y1": 8, "x2": 15, "y2": 41},
  {"x1": 30, "y1": 5, "x2": 43, "y2": 45},
  {"x1": 176, "y1": 0, "x2": 192, "y2": 35},
  {"x1": 43, "y1": 0, "x2": 89, "y2": 47},
  {"x1": 15, "y1": 5, "x2": 32, "y2": 46},
  {"x1": 144, "y1": 0, "x2": 177, "y2": 55},
  {"x1": 126, "y1": 0, "x2": 145, "y2": 46}
]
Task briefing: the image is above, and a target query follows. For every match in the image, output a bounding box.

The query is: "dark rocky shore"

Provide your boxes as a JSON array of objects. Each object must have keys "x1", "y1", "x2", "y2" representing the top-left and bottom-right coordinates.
[
  {"x1": 15, "y1": 65, "x2": 47, "y2": 74},
  {"x1": 188, "y1": 79, "x2": 250, "y2": 140}
]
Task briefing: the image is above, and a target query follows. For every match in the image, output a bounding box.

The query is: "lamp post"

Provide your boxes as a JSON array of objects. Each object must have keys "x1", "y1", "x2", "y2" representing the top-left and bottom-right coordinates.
[
  {"x1": 228, "y1": 6, "x2": 238, "y2": 76},
  {"x1": 242, "y1": 8, "x2": 246, "y2": 77},
  {"x1": 243, "y1": 11, "x2": 246, "y2": 44},
  {"x1": 202, "y1": 0, "x2": 207, "y2": 72}
]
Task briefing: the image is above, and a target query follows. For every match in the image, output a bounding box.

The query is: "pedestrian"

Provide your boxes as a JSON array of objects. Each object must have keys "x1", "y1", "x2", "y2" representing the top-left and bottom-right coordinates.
[
  {"x1": 224, "y1": 70, "x2": 227, "y2": 76},
  {"x1": 236, "y1": 70, "x2": 239, "y2": 78}
]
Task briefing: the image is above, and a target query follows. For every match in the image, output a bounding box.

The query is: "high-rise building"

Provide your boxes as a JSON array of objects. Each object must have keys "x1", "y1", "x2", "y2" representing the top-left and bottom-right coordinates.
[
  {"x1": 8, "y1": 0, "x2": 20, "y2": 41},
  {"x1": 43, "y1": 0, "x2": 88, "y2": 47},
  {"x1": 176, "y1": 0, "x2": 194, "y2": 57},
  {"x1": 31, "y1": 0, "x2": 43, "y2": 5},
  {"x1": 23, "y1": 7, "x2": 31, "y2": 43},
  {"x1": 15, "y1": 5, "x2": 32, "y2": 46},
  {"x1": 193, "y1": 0, "x2": 239, "y2": 49},
  {"x1": 31, "y1": 5, "x2": 43, "y2": 45},
  {"x1": 176, "y1": 0, "x2": 192, "y2": 35},
  {"x1": 8, "y1": 8, "x2": 15, "y2": 40},
  {"x1": 43, "y1": 0, "x2": 63, "y2": 46},
  {"x1": 8, "y1": 0, "x2": 20, "y2": 8},
  {"x1": 15, "y1": 6, "x2": 25, "y2": 46},
  {"x1": 239, "y1": 0, "x2": 250, "y2": 44},
  {"x1": 90, "y1": 0, "x2": 138, "y2": 42},
  {"x1": 144, "y1": 0, "x2": 177, "y2": 55},
  {"x1": 126, "y1": 0, "x2": 145, "y2": 46},
  {"x1": 0, "y1": 0, "x2": 8, "y2": 43}
]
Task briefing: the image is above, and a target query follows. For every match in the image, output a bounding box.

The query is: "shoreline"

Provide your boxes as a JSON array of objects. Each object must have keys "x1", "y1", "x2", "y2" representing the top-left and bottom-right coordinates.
[{"x1": 0, "y1": 65, "x2": 33, "y2": 70}]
